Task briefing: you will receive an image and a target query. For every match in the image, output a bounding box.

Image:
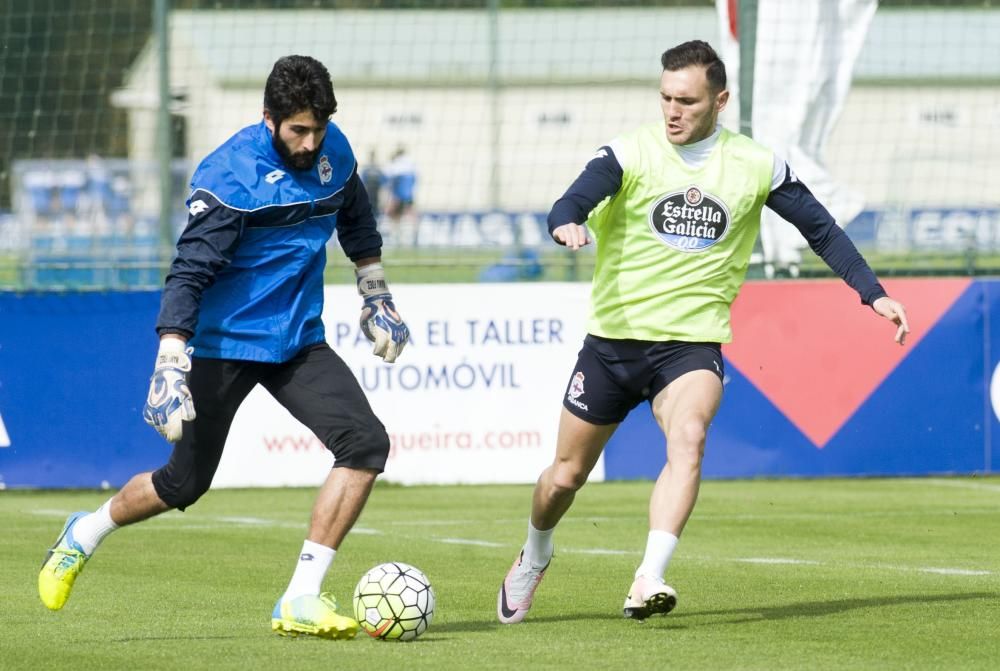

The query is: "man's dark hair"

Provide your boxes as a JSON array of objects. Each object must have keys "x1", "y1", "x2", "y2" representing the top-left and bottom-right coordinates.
[
  {"x1": 660, "y1": 40, "x2": 727, "y2": 93},
  {"x1": 263, "y1": 55, "x2": 337, "y2": 126}
]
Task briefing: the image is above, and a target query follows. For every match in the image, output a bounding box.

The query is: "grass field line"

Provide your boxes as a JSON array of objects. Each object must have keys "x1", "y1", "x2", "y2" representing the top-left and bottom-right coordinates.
[
  {"x1": 692, "y1": 508, "x2": 1000, "y2": 520},
  {"x1": 23, "y1": 510, "x2": 999, "y2": 578},
  {"x1": 679, "y1": 554, "x2": 996, "y2": 577},
  {"x1": 159, "y1": 519, "x2": 1000, "y2": 578},
  {"x1": 562, "y1": 547, "x2": 634, "y2": 555},
  {"x1": 27, "y1": 507, "x2": 1000, "y2": 533},
  {"x1": 374, "y1": 509, "x2": 1000, "y2": 525},
  {"x1": 882, "y1": 565, "x2": 993, "y2": 576},
  {"x1": 436, "y1": 537, "x2": 506, "y2": 547},
  {"x1": 730, "y1": 557, "x2": 989, "y2": 576},
  {"x1": 732, "y1": 557, "x2": 822, "y2": 565},
  {"x1": 908, "y1": 478, "x2": 1000, "y2": 492},
  {"x1": 25, "y1": 509, "x2": 383, "y2": 533}
]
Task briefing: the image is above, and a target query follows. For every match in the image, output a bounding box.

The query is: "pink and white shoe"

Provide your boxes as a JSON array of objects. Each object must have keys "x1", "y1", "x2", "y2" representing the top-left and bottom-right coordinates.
[
  {"x1": 497, "y1": 550, "x2": 549, "y2": 624},
  {"x1": 623, "y1": 574, "x2": 677, "y2": 620}
]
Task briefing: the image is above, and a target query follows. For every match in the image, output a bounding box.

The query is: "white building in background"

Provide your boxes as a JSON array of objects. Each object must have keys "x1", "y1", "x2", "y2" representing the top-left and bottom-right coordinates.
[
  {"x1": 114, "y1": 8, "x2": 999, "y2": 232},
  {"x1": 114, "y1": 8, "x2": 717, "y2": 214}
]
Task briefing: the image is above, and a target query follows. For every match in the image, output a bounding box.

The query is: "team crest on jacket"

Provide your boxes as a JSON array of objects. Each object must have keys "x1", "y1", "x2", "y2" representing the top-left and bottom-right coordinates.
[
  {"x1": 648, "y1": 186, "x2": 731, "y2": 252},
  {"x1": 318, "y1": 155, "x2": 333, "y2": 184}
]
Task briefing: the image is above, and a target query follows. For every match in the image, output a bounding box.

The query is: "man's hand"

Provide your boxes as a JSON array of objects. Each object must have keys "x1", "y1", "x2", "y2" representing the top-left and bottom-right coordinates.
[
  {"x1": 360, "y1": 295, "x2": 410, "y2": 363},
  {"x1": 143, "y1": 338, "x2": 196, "y2": 442},
  {"x1": 552, "y1": 223, "x2": 591, "y2": 250},
  {"x1": 356, "y1": 262, "x2": 410, "y2": 363},
  {"x1": 872, "y1": 296, "x2": 910, "y2": 346}
]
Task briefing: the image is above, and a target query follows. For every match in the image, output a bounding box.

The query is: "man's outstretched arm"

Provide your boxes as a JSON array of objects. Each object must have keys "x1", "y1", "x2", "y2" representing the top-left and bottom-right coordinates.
[{"x1": 766, "y1": 168, "x2": 910, "y2": 345}]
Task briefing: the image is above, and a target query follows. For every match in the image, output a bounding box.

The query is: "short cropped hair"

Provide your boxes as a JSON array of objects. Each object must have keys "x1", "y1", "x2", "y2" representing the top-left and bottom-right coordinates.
[
  {"x1": 263, "y1": 55, "x2": 337, "y2": 126},
  {"x1": 660, "y1": 40, "x2": 727, "y2": 93}
]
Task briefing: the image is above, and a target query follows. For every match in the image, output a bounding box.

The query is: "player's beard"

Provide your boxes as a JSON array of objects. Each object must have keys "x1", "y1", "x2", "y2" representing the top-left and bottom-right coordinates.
[
  {"x1": 273, "y1": 134, "x2": 319, "y2": 171},
  {"x1": 689, "y1": 111, "x2": 718, "y2": 144}
]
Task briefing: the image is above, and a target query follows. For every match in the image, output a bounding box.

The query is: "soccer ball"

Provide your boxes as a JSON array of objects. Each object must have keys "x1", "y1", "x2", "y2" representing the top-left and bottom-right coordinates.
[{"x1": 353, "y1": 562, "x2": 435, "y2": 641}]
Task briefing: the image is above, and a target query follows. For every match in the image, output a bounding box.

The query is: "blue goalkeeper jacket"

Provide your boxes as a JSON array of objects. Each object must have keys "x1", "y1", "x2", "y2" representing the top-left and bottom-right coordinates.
[{"x1": 156, "y1": 120, "x2": 381, "y2": 362}]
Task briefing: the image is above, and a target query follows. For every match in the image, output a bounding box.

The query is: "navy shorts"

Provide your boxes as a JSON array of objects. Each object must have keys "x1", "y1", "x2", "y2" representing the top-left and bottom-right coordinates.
[
  {"x1": 562, "y1": 335, "x2": 724, "y2": 425},
  {"x1": 152, "y1": 342, "x2": 389, "y2": 510}
]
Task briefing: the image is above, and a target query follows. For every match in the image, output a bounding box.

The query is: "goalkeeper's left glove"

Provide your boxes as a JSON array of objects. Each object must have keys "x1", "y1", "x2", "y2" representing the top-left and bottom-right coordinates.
[
  {"x1": 142, "y1": 338, "x2": 196, "y2": 443},
  {"x1": 355, "y1": 262, "x2": 410, "y2": 364}
]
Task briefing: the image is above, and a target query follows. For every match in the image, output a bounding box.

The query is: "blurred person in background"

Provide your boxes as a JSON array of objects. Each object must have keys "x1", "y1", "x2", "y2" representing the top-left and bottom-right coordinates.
[
  {"x1": 38, "y1": 54, "x2": 410, "y2": 640},
  {"x1": 360, "y1": 149, "x2": 385, "y2": 218},
  {"x1": 384, "y1": 145, "x2": 417, "y2": 225},
  {"x1": 497, "y1": 40, "x2": 908, "y2": 625}
]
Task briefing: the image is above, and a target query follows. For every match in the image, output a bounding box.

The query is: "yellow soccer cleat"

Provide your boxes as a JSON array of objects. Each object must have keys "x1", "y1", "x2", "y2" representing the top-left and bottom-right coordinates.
[
  {"x1": 38, "y1": 512, "x2": 91, "y2": 611},
  {"x1": 271, "y1": 592, "x2": 360, "y2": 640}
]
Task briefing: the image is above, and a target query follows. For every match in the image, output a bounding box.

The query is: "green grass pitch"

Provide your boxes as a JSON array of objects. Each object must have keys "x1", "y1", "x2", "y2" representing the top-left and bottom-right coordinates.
[{"x1": 3, "y1": 478, "x2": 998, "y2": 670}]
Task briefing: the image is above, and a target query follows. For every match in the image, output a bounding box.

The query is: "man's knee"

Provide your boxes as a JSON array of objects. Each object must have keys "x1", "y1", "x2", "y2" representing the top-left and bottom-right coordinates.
[
  {"x1": 151, "y1": 467, "x2": 212, "y2": 511},
  {"x1": 551, "y1": 460, "x2": 590, "y2": 493},
  {"x1": 332, "y1": 423, "x2": 390, "y2": 472},
  {"x1": 668, "y1": 419, "x2": 707, "y2": 467}
]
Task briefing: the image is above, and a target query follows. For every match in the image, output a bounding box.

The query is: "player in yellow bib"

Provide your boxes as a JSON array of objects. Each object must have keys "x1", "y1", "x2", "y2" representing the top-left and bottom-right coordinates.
[{"x1": 497, "y1": 41, "x2": 909, "y2": 624}]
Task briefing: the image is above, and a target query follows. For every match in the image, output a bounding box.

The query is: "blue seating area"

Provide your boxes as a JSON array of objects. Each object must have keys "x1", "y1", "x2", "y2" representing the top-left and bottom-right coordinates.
[
  {"x1": 11, "y1": 159, "x2": 188, "y2": 289},
  {"x1": 26, "y1": 232, "x2": 164, "y2": 289}
]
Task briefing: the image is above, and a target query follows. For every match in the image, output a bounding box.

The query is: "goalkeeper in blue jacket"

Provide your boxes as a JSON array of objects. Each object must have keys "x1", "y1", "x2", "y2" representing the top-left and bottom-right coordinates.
[{"x1": 37, "y1": 55, "x2": 409, "y2": 640}]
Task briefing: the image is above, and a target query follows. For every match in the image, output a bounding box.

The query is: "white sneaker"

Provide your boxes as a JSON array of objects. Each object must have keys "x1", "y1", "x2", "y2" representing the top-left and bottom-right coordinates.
[
  {"x1": 623, "y1": 574, "x2": 677, "y2": 620},
  {"x1": 497, "y1": 550, "x2": 549, "y2": 624}
]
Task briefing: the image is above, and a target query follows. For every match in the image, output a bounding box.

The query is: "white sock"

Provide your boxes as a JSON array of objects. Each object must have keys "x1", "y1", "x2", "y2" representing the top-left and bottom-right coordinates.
[
  {"x1": 635, "y1": 530, "x2": 679, "y2": 580},
  {"x1": 523, "y1": 519, "x2": 554, "y2": 568},
  {"x1": 71, "y1": 499, "x2": 120, "y2": 556},
  {"x1": 282, "y1": 540, "x2": 336, "y2": 601}
]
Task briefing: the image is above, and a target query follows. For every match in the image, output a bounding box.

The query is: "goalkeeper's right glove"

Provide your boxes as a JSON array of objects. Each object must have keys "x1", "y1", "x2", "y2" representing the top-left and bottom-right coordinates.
[{"x1": 142, "y1": 338, "x2": 196, "y2": 443}]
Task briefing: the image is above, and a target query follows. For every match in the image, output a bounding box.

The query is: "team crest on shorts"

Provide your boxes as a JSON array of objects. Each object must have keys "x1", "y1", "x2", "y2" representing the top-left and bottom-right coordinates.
[
  {"x1": 318, "y1": 155, "x2": 333, "y2": 184},
  {"x1": 568, "y1": 371, "x2": 586, "y2": 399},
  {"x1": 648, "y1": 186, "x2": 731, "y2": 252},
  {"x1": 566, "y1": 371, "x2": 589, "y2": 411}
]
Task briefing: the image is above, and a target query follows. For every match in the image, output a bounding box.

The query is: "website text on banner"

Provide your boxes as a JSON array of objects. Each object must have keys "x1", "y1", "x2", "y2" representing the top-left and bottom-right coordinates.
[{"x1": 212, "y1": 284, "x2": 594, "y2": 487}]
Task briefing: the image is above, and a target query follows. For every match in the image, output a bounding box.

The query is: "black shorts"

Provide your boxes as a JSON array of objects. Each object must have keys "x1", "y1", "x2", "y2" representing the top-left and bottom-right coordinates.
[
  {"x1": 152, "y1": 342, "x2": 389, "y2": 508},
  {"x1": 562, "y1": 335, "x2": 724, "y2": 425}
]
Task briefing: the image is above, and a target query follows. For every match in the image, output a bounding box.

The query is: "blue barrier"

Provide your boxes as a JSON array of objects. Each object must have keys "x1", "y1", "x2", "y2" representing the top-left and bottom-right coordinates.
[
  {"x1": 0, "y1": 291, "x2": 168, "y2": 488},
  {"x1": 604, "y1": 279, "x2": 994, "y2": 479},
  {"x1": 1, "y1": 280, "x2": 996, "y2": 488}
]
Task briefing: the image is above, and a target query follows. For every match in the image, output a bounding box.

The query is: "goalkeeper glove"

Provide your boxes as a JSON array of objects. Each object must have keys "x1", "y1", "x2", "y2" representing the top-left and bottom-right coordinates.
[
  {"x1": 356, "y1": 262, "x2": 410, "y2": 363},
  {"x1": 142, "y1": 338, "x2": 196, "y2": 443}
]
